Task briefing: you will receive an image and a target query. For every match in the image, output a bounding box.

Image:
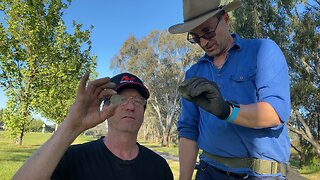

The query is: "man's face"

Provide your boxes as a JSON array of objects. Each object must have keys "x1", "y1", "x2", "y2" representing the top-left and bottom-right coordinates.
[
  {"x1": 189, "y1": 13, "x2": 229, "y2": 57},
  {"x1": 106, "y1": 88, "x2": 145, "y2": 134}
]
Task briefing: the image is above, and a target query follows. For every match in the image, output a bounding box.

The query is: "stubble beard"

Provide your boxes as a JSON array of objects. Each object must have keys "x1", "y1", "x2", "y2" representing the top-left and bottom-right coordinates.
[{"x1": 205, "y1": 36, "x2": 231, "y2": 58}]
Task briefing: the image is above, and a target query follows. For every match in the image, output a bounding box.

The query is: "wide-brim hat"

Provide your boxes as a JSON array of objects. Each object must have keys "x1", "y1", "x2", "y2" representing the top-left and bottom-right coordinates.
[
  {"x1": 169, "y1": 0, "x2": 241, "y2": 34},
  {"x1": 111, "y1": 73, "x2": 150, "y2": 99}
]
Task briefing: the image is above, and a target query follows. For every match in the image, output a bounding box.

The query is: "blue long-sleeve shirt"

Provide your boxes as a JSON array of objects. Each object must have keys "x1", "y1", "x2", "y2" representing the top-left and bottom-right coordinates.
[{"x1": 178, "y1": 34, "x2": 291, "y2": 176}]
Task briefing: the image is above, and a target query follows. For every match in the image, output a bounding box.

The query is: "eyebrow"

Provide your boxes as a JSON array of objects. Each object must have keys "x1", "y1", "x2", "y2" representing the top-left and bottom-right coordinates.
[{"x1": 201, "y1": 27, "x2": 211, "y2": 33}]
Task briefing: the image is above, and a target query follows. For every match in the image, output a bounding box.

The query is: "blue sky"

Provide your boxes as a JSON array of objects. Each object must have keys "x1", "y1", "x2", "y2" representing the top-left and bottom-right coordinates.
[{"x1": 0, "y1": 0, "x2": 183, "y2": 110}]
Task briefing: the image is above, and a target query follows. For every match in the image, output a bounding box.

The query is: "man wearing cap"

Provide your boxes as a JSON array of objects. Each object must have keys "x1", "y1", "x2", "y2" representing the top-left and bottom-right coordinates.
[
  {"x1": 169, "y1": 0, "x2": 290, "y2": 179},
  {"x1": 13, "y1": 72, "x2": 173, "y2": 180}
]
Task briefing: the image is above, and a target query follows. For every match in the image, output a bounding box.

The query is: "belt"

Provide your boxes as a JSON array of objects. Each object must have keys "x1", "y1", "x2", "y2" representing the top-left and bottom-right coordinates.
[
  {"x1": 202, "y1": 151, "x2": 287, "y2": 176},
  {"x1": 196, "y1": 161, "x2": 249, "y2": 179}
]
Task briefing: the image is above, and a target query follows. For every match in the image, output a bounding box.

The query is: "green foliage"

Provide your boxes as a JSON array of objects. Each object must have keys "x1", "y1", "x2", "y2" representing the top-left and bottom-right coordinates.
[
  {"x1": 2, "y1": 99, "x2": 30, "y2": 140},
  {"x1": 0, "y1": 108, "x2": 3, "y2": 126},
  {"x1": 0, "y1": 0, "x2": 96, "y2": 144},
  {"x1": 25, "y1": 118, "x2": 44, "y2": 132}
]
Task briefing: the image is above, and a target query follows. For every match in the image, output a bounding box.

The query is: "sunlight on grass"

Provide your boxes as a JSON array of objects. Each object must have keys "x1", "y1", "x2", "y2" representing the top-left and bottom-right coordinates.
[
  {"x1": 0, "y1": 131, "x2": 94, "y2": 180},
  {"x1": 138, "y1": 140, "x2": 179, "y2": 156},
  {"x1": 1, "y1": 131, "x2": 318, "y2": 180}
]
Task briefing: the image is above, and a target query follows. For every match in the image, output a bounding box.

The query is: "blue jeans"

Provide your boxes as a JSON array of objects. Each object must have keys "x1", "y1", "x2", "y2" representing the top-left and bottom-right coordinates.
[{"x1": 195, "y1": 161, "x2": 284, "y2": 180}]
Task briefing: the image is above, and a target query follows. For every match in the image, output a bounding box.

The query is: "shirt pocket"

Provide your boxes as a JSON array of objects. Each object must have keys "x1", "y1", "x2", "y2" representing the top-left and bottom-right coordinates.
[{"x1": 230, "y1": 71, "x2": 257, "y2": 103}]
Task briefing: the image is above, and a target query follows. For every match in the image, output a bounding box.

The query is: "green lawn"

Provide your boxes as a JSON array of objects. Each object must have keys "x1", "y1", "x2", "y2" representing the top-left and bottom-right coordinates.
[
  {"x1": 0, "y1": 131, "x2": 319, "y2": 180},
  {"x1": 0, "y1": 131, "x2": 93, "y2": 180}
]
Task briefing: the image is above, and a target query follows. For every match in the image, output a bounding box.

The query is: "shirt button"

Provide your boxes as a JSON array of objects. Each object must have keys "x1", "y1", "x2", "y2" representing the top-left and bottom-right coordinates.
[
  {"x1": 240, "y1": 76, "x2": 244, "y2": 80},
  {"x1": 218, "y1": 74, "x2": 221, "y2": 77}
]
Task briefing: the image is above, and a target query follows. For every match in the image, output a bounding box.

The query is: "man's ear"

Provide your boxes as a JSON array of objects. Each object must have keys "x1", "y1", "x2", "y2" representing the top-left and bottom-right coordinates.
[{"x1": 223, "y1": 13, "x2": 229, "y2": 24}]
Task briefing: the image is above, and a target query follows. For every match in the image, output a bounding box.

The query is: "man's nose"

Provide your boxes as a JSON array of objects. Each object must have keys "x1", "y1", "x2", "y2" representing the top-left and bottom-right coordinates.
[
  {"x1": 199, "y1": 37, "x2": 209, "y2": 47},
  {"x1": 123, "y1": 99, "x2": 135, "y2": 110}
]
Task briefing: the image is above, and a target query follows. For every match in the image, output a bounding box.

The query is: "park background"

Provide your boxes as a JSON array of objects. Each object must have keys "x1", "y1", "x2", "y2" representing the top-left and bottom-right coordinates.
[{"x1": 0, "y1": 0, "x2": 319, "y2": 179}]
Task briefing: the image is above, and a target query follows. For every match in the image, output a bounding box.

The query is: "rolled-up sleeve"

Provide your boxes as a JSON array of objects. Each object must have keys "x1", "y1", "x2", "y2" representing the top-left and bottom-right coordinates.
[
  {"x1": 177, "y1": 97, "x2": 200, "y2": 141},
  {"x1": 255, "y1": 39, "x2": 291, "y2": 124}
]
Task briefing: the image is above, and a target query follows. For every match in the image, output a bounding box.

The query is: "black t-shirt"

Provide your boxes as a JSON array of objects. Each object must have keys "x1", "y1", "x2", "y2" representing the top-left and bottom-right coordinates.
[{"x1": 51, "y1": 138, "x2": 173, "y2": 180}]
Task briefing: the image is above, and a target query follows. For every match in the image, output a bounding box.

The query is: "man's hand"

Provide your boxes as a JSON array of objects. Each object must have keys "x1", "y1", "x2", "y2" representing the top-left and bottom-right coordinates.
[
  {"x1": 63, "y1": 72, "x2": 118, "y2": 134},
  {"x1": 13, "y1": 73, "x2": 119, "y2": 180},
  {"x1": 178, "y1": 77, "x2": 230, "y2": 120}
]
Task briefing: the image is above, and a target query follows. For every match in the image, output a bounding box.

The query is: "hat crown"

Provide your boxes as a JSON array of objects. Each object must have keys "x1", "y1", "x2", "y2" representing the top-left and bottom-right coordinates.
[
  {"x1": 183, "y1": 0, "x2": 221, "y2": 22},
  {"x1": 111, "y1": 73, "x2": 150, "y2": 99},
  {"x1": 169, "y1": 0, "x2": 241, "y2": 34},
  {"x1": 119, "y1": 75, "x2": 139, "y2": 84},
  {"x1": 111, "y1": 73, "x2": 144, "y2": 88}
]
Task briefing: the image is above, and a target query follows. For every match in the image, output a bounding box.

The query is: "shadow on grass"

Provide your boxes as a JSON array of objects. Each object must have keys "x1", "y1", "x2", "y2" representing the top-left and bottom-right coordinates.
[
  {"x1": 300, "y1": 168, "x2": 320, "y2": 175},
  {"x1": 156, "y1": 152, "x2": 179, "y2": 161},
  {"x1": 146, "y1": 145, "x2": 161, "y2": 148}
]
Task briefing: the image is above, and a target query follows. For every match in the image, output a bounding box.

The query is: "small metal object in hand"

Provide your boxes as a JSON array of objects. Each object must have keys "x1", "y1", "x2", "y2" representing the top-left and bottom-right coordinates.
[{"x1": 110, "y1": 95, "x2": 122, "y2": 105}]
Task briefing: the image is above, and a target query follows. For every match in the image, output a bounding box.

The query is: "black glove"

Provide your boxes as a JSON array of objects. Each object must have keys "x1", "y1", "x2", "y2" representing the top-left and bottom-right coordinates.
[{"x1": 178, "y1": 77, "x2": 230, "y2": 120}]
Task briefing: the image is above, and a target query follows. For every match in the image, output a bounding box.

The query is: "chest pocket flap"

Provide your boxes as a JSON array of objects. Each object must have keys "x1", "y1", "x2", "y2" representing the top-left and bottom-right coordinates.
[{"x1": 231, "y1": 71, "x2": 256, "y2": 82}]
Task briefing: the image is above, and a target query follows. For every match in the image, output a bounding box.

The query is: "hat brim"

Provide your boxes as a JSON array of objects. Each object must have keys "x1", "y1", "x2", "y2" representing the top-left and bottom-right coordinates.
[
  {"x1": 168, "y1": 0, "x2": 241, "y2": 34},
  {"x1": 116, "y1": 82, "x2": 150, "y2": 99}
]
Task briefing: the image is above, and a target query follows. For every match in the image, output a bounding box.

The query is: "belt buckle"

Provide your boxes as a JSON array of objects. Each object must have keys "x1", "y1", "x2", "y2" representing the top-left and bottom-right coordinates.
[
  {"x1": 271, "y1": 161, "x2": 278, "y2": 174},
  {"x1": 252, "y1": 159, "x2": 278, "y2": 175}
]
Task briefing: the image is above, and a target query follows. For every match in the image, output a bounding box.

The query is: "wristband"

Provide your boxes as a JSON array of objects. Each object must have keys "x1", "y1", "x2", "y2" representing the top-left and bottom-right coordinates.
[
  {"x1": 226, "y1": 107, "x2": 239, "y2": 123},
  {"x1": 226, "y1": 100, "x2": 240, "y2": 123}
]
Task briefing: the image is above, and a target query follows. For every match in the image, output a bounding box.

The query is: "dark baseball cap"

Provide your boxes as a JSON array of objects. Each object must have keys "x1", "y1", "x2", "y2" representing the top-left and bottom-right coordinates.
[{"x1": 110, "y1": 73, "x2": 150, "y2": 99}]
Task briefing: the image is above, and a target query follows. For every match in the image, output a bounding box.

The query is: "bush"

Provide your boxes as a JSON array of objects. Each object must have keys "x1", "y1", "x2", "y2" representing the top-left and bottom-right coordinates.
[{"x1": 26, "y1": 119, "x2": 45, "y2": 132}]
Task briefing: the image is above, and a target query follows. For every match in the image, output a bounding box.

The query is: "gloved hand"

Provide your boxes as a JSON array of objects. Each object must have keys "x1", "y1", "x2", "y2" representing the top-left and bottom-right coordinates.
[{"x1": 178, "y1": 77, "x2": 231, "y2": 120}]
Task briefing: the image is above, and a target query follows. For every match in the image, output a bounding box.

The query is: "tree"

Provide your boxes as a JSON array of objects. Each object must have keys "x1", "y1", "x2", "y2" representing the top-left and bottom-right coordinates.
[
  {"x1": 0, "y1": 0, "x2": 96, "y2": 144},
  {"x1": 111, "y1": 30, "x2": 203, "y2": 146},
  {"x1": 232, "y1": 0, "x2": 320, "y2": 164},
  {"x1": 26, "y1": 118, "x2": 44, "y2": 132},
  {"x1": 0, "y1": 108, "x2": 4, "y2": 130},
  {"x1": 285, "y1": 1, "x2": 320, "y2": 163}
]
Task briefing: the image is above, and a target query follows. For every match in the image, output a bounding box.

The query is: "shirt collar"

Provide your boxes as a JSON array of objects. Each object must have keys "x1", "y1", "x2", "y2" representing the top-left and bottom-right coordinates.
[{"x1": 199, "y1": 33, "x2": 242, "y2": 63}]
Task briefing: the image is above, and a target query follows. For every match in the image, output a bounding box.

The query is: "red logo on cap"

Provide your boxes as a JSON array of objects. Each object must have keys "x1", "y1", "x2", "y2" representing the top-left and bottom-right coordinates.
[{"x1": 120, "y1": 76, "x2": 135, "y2": 83}]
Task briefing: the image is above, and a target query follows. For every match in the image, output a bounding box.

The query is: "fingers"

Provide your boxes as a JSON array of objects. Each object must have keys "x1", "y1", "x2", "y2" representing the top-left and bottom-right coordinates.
[
  {"x1": 179, "y1": 77, "x2": 210, "y2": 98},
  {"x1": 77, "y1": 72, "x2": 90, "y2": 96},
  {"x1": 87, "y1": 77, "x2": 115, "y2": 95},
  {"x1": 178, "y1": 77, "x2": 199, "y2": 100},
  {"x1": 85, "y1": 76, "x2": 117, "y2": 99},
  {"x1": 187, "y1": 78, "x2": 209, "y2": 97},
  {"x1": 178, "y1": 77, "x2": 199, "y2": 89},
  {"x1": 97, "y1": 88, "x2": 117, "y2": 101},
  {"x1": 101, "y1": 103, "x2": 118, "y2": 119}
]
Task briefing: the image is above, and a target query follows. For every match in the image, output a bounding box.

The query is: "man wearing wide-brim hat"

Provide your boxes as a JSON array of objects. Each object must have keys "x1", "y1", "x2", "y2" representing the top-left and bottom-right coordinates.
[{"x1": 170, "y1": 0, "x2": 291, "y2": 179}]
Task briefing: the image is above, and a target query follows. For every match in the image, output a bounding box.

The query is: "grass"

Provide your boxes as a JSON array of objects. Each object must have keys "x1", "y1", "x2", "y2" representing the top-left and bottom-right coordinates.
[
  {"x1": 138, "y1": 141, "x2": 179, "y2": 156},
  {"x1": 1, "y1": 131, "x2": 319, "y2": 180},
  {"x1": 0, "y1": 131, "x2": 94, "y2": 180}
]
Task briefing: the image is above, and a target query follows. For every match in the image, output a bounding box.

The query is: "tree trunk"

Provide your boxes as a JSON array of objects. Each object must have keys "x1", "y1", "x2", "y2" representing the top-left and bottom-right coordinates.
[
  {"x1": 288, "y1": 110, "x2": 320, "y2": 157},
  {"x1": 16, "y1": 130, "x2": 24, "y2": 145},
  {"x1": 291, "y1": 144, "x2": 304, "y2": 167},
  {"x1": 162, "y1": 133, "x2": 169, "y2": 147},
  {"x1": 55, "y1": 123, "x2": 59, "y2": 131},
  {"x1": 300, "y1": 153, "x2": 306, "y2": 167},
  {"x1": 16, "y1": 111, "x2": 28, "y2": 145},
  {"x1": 16, "y1": 123, "x2": 25, "y2": 145}
]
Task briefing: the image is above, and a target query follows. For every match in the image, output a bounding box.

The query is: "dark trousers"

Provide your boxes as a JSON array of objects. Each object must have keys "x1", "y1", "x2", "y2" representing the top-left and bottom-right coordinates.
[{"x1": 195, "y1": 161, "x2": 284, "y2": 180}]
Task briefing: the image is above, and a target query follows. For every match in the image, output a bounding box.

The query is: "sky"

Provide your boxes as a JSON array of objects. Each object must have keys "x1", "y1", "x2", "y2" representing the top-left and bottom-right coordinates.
[{"x1": 0, "y1": 0, "x2": 183, "y2": 112}]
